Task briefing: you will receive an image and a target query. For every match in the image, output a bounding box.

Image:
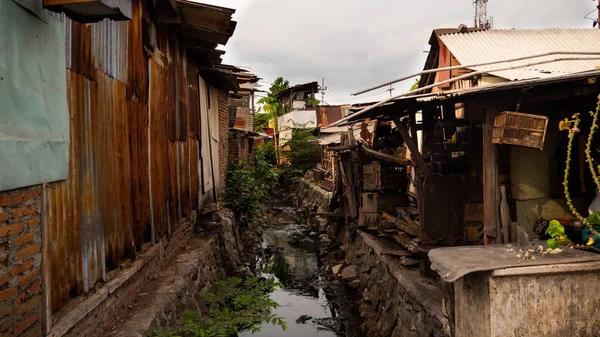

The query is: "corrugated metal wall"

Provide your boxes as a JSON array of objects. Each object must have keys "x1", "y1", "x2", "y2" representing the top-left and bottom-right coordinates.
[{"x1": 47, "y1": 0, "x2": 205, "y2": 313}]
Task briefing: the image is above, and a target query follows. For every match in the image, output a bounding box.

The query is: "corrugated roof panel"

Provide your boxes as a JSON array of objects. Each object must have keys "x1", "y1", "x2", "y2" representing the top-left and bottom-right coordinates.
[
  {"x1": 92, "y1": 18, "x2": 129, "y2": 83},
  {"x1": 439, "y1": 29, "x2": 600, "y2": 81}
]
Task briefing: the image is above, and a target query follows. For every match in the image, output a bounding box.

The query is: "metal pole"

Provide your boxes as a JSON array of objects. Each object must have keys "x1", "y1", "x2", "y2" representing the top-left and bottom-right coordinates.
[
  {"x1": 272, "y1": 104, "x2": 279, "y2": 164},
  {"x1": 329, "y1": 55, "x2": 600, "y2": 128},
  {"x1": 351, "y1": 51, "x2": 600, "y2": 96}
]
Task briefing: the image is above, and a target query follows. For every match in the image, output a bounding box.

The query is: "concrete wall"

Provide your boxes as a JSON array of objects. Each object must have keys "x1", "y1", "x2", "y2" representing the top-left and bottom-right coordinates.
[
  {"x1": 510, "y1": 110, "x2": 582, "y2": 237},
  {"x1": 0, "y1": 186, "x2": 43, "y2": 337},
  {"x1": 454, "y1": 263, "x2": 600, "y2": 337}
]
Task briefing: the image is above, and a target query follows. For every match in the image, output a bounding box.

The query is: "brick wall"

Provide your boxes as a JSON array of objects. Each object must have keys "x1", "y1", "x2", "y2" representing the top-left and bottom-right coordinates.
[
  {"x1": 218, "y1": 90, "x2": 229, "y2": 190},
  {"x1": 0, "y1": 186, "x2": 42, "y2": 337},
  {"x1": 228, "y1": 132, "x2": 240, "y2": 164}
]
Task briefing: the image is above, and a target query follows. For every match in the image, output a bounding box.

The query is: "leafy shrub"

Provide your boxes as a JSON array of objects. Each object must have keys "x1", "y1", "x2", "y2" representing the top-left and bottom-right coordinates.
[
  {"x1": 281, "y1": 124, "x2": 319, "y2": 180},
  {"x1": 225, "y1": 162, "x2": 266, "y2": 227},
  {"x1": 225, "y1": 145, "x2": 279, "y2": 227},
  {"x1": 148, "y1": 277, "x2": 286, "y2": 337}
]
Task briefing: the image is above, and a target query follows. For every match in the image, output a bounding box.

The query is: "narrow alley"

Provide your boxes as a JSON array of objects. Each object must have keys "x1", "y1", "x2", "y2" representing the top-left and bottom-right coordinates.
[{"x1": 2, "y1": 0, "x2": 600, "y2": 337}]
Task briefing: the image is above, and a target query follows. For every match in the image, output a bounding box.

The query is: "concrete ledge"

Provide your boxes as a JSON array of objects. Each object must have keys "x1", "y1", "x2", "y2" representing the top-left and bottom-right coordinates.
[
  {"x1": 49, "y1": 243, "x2": 162, "y2": 337},
  {"x1": 106, "y1": 234, "x2": 228, "y2": 337},
  {"x1": 48, "y1": 214, "x2": 196, "y2": 337}
]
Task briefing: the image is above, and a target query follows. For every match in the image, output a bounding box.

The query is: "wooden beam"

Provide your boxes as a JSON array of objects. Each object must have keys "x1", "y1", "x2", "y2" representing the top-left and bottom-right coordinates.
[
  {"x1": 360, "y1": 145, "x2": 411, "y2": 166},
  {"x1": 41, "y1": 184, "x2": 52, "y2": 335},
  {"x1": 327, "y1": 144, "x2": 358, "y2": 152},
  {"x1": 483, "y1": 107, "x2": 500, "y2": 244},
  {"x1": 393, "y1": 118, "x2": 431, "y2": 176}
]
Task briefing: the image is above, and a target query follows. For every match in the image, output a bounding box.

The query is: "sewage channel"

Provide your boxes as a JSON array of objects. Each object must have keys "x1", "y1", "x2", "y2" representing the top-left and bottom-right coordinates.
[{"x1": 240, "y1": 203, "x2": 361, "y2": 337}]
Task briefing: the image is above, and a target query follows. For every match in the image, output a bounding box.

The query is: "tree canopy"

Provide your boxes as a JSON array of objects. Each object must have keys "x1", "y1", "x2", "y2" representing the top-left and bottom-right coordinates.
[{"x1": 257, "y1": 77, "x2": 289, "y2": 117}]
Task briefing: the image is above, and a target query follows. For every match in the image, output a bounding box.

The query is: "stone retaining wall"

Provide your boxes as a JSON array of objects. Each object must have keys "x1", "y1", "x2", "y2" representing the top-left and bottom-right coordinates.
[{"x1": 343, "y1": 231, "x2": 451, "y2": 337}]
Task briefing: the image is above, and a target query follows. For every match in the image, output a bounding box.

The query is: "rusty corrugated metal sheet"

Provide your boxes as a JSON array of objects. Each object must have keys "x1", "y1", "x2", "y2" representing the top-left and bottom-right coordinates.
[
  {"x1": 317, "y1": 106, "x2": 343, "y2": 127},
  {"x1": 95, "y1": 71, "x2": 135, "y2": 268},
  {"x1": 149, "y1": 47, "x2": 174, "y2": 238},
  {"x1": 128, "y1": 100, "x2": 152, "y2": 247},
  {"x1": 188, "y1": 58, "x2": 200, "y2": 136},
  {"x1": 47, "y1": 0, "x2": 212, "y2": 314},
  {"x1": 127, "y1": 0, "x2": 149, "y2": 102},
  {"x1": 67, "y1": 20, "x2": 95, "y2": 79}
]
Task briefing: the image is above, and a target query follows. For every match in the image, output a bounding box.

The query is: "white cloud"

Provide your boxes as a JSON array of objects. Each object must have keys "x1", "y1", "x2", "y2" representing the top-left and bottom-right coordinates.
[{"x1": 197, "y1": 0, "x2": 598, "y2": 104}]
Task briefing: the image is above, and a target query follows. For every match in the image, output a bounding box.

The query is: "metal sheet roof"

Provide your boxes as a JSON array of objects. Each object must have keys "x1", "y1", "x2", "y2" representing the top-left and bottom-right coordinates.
[{"x1": 439, "y1": 29, "x2": 600, "y2": 81}]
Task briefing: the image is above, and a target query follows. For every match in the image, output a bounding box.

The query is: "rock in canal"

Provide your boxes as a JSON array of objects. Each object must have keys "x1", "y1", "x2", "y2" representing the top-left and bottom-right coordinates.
[{"x1": 341, "y1": 265, "x2": 358, "y2": 281}]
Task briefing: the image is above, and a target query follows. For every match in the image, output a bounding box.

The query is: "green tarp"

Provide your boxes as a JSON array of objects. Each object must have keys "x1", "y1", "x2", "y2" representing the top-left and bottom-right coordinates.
[{"x1": 0, "y1": 0, "x2": 69, "y2": 191}]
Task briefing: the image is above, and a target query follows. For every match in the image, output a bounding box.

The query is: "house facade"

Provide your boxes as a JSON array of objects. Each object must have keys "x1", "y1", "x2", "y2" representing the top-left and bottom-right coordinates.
[{"x1": 0, "y1": 0, "x2": 253, "y2": 335}]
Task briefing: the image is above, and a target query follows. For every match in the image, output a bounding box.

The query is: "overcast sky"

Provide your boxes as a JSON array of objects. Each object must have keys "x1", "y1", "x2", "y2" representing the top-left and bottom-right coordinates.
[{"x1": 197, "y1": 0, "x2": 597, "y2": 105}]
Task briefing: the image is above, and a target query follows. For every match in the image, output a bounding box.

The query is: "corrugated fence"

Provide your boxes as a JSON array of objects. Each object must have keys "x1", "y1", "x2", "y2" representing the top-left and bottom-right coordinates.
[{"x1": 47, "y1": 0, "x2": 204, "y2": 313}]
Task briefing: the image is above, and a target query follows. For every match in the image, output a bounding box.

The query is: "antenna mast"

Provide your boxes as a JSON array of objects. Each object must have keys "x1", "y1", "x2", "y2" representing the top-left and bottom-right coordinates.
[{"x1": 474, "y1": 0, "x2": 493, "y2": 29}]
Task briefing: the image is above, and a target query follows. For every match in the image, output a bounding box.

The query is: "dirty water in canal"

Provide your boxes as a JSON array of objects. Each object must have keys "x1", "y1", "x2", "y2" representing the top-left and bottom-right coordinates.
[{"x1": 240, "y1": 200, "x2": 361, "y2": 337}]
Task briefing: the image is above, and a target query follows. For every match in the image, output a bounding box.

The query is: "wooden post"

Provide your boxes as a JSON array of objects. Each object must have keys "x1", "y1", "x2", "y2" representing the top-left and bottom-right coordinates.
[
  {"x1": 41, "y1": 183, "x2": 52, "y2": 335},
  {"x1": 483, "y1": 107, "x2": 500, "y2": 244},
  {"x1": 393, "y1": 118, "x2": 430, "y2": 176}
]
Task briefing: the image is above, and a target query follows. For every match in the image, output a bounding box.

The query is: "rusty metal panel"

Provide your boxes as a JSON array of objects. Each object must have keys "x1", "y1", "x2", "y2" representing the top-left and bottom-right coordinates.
[
  {"x1": 67, "y1": 20, "x2": 96, "y2": 79},
  {"x1": 187, "y1": 58, "x2": 200, "y2": 136},
  {"x1": 317, "y1": 106, "x2": 343, "y2": 127},
  {"x1": 149, "y1": 48, "x2": 174, "y2": 238},
  {"x1": 190, "y1": 140, "x2": 200, "y2": 209},
  {"x1": 177, "y1": 45, "x2": 189, "y2": 141},
  {"x1": 49, "y1": 71, "x2": 101, "y2": 311},
  {"x1": 127, "y1": 0, "x2": 148, "y2": 101},
  {"x1": 95, "y1": 72, "x2": 135, "y2": 267},
  {"x1": 91, "y1": 18, "x2": 128, "y2": 83},
  {"x1": 128, "y1": 100, "x2": 152, "y2": 247}
]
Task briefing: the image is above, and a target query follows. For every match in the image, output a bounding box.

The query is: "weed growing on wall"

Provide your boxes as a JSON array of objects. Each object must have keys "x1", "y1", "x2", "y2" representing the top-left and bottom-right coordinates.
[{"x1": 148, "y1": 277, "x2": 287, "y2": 337}]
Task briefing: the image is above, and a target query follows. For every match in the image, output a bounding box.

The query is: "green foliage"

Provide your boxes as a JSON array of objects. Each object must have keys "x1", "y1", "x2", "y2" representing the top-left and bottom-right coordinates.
[
  {"x1": 225, "y1": 146, "x2": 278, "y2": 227},
  {"x1": 225, "y1": 162, "x2": 266, "y2": 227},
  {"x1": 410, "y1": 77, "x2": 420, "y2": 91},
  {"x1": 588, "y1": 211, "x2": 600, "y2": 226},
  {"x1": 257, "y1": 77, "x2": 289, "y2": 117},
  {"x1": 545, "y1": 220, "x2": 571, "y2": 249},
  {"x1": 253, "y1": 112, "x2": 274, "y2": 133},
  {"x1": 255, "y1": 142, "x2": 277, "y2": 166},
  {"x1": 148, "y1": 277, "x2": 287, "y2": 337},
  {"x1": 281, "y1": 123, "x2": 319, "y2": 178}
]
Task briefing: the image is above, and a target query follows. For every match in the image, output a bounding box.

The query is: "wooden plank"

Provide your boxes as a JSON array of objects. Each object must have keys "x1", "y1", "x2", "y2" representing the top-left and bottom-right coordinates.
[
  {"x1": 483, "y1": 108, "x2": 500, "y2": 243},
  {"x1": 360, "y1": 145, "x2": 411, "y2": 166},
  {"x1": 362, "y1": 193, "x2": 407, "y2": 214},
  {"x1": 381, "y1": 211, "x2": 420, "y2": 236},
  {"x1": 393, "y1": 118, "x2": 431, "y2": 176},
  {"x1": 328, "y1": 144, "x2": 358, "y2": 152},
  {"x1": 42, "y1": 184, "x2": 52, "y2": 335},
  {"x1": 339, "y1": 156, "x2": 358, "y2": 218},
  {"x1": 500, "y1": 185, "x2": 510, "y2": 243}
]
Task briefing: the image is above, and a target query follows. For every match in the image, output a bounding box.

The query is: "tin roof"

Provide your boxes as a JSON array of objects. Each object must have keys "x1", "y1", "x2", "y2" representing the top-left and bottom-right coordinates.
[
  {"x1": 438, "y1": 29, "x2": 600, "y2": 80},
  {"x1": 277, "y1": 81, "x2": 320, "y2": 99}
]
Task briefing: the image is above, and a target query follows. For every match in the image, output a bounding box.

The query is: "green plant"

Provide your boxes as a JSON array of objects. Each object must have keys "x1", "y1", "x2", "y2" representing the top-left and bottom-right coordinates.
[
  {"x1": 281, "y1": 122, "x2": 319, "y2": 178},
  {"x1": 225, "y1": 162, "x2": 266, "y2": 227},
  {"x1": 560, "y1": 102, "x2": 600, "y2": 243},
  {"x1": 545, "y1": 220, "x2": 571, "y2": 249},
  {"x1": 148, "y1": 277, "x2": 286, "y2": 337},
  {"x1": 225, "y1": 145, "x2": 279, "y2": 227}
]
